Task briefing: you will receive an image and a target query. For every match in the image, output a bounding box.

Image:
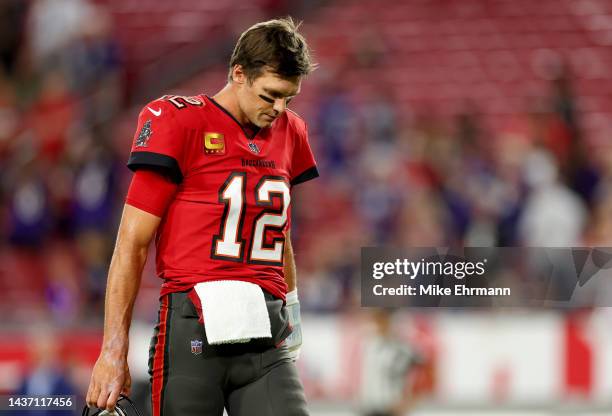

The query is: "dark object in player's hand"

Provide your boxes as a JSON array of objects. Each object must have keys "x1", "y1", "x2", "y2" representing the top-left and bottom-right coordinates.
[{"x1": 82, "y1": 395, "x2": 142, "y2": 416}]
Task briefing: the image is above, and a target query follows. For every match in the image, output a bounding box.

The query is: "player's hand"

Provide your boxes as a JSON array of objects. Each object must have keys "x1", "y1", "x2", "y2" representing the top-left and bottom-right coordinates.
[
  {"x1": 86, "y1": 349, "x2": 131, "y2": 411},
  {"x1": 285, "y1": 289, "x2": 302, "y2": 361}
]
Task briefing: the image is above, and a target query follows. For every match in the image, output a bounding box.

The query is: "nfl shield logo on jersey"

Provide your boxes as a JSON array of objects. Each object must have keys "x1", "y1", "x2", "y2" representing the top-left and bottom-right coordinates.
[
  {"x1": 191, "y1": 339, "x2": 203, "y2": 355},
  {"x1": 248, "y1": 142, "x2": 260, "y2": 154}
]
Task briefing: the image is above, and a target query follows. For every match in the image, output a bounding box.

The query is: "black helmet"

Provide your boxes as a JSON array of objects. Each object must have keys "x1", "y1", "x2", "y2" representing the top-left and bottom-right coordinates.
[{"x1": 82, "y1": 395, "x2": 142, "y2": 416}]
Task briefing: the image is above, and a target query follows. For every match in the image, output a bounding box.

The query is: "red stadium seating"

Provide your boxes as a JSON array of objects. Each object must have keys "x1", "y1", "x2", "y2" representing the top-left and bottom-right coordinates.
[{"x1": 300, "y1": 0, "x2": 612, "y2": 135}]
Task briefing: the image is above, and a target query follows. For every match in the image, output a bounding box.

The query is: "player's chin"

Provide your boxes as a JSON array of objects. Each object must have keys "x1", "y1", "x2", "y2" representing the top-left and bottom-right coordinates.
[{"x1": 259, "y1": 114, "x2": 276, "y2": 126}]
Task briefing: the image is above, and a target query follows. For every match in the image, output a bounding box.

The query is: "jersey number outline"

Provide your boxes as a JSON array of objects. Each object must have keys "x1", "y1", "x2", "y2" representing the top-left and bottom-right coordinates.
[
  {"x1": 211, "y1": 172, "x2": 290, "y2": 266},
  {"x1": 162, "y1": 95, "x2": 203, "y2": 109}
]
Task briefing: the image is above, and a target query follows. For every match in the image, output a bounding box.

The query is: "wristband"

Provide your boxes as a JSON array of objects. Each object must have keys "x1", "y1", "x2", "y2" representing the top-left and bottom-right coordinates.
[{"x1": 286, "y1": 289, "x2": 299, "y2": 305}]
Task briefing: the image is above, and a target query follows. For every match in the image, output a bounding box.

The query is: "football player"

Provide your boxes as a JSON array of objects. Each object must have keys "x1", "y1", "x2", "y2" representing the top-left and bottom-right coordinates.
[{"x1": 85, "y1": 17, "x2": 317, "y2": 416}]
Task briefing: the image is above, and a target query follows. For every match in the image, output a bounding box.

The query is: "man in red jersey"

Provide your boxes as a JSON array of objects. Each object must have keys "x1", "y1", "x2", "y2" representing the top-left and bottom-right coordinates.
[{"x1": 85, "y1": 18, "x2": 317, "y2": 416}]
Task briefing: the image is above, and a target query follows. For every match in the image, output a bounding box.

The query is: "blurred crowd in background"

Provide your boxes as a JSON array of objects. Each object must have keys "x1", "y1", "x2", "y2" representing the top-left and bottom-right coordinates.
[
  {"x1": 2, "y1": 0, "x2": 611, "y2": 319},
  {"x1": 1, "y1": 0, "x2": 612, "y2": 411}
]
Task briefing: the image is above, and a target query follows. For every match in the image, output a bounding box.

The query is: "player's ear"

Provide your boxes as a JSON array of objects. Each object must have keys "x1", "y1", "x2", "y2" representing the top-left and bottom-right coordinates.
[{"x1": 232, "y1": 65, "x2": 247, "y2": 85}]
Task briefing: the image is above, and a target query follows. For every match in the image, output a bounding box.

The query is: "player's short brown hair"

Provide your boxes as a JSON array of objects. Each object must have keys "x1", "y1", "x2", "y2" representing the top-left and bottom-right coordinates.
[{"x1": 229, "y1": 17, "x2": 315, "y2": 82}]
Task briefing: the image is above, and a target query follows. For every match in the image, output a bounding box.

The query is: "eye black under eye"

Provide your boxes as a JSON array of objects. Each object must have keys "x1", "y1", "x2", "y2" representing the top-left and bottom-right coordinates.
[{"x1": 258, "y1": 94, "x2": 274, "y2": 104}]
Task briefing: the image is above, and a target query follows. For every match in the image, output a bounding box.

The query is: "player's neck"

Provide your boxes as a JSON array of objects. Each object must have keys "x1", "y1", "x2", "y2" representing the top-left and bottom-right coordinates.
[{"x1": 212, "y1": 85, "x2": 251, "y2": 128}]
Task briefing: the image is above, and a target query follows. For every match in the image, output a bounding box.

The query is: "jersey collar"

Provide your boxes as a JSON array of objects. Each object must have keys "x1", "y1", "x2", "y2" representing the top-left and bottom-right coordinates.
[{"x1": 206, "y1": 96, "x2": 261, "y2": 140}]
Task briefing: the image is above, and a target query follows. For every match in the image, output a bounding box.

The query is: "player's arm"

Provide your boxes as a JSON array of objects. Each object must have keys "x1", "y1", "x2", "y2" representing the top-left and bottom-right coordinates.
[
  {"x1": 284, "y1": 119, "x2": 319, "y2": 360},
  {"x1": 87, "y1": 169, "x2": 177, "y2": 411},
  {"x1": 283, "y1": 229, "x2": 297, "y2": 292},
  {"x1": 86, "y1": 204, "x2": 161, "y2": 411},
  {"x1": 283, "y1": 230, "x2": 303, "y2": 360}
]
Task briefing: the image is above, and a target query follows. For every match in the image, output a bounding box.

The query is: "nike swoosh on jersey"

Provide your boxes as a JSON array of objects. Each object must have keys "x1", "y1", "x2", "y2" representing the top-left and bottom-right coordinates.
[{"x1": 147, "y1": 107, "x2": 162, "y2": 116}]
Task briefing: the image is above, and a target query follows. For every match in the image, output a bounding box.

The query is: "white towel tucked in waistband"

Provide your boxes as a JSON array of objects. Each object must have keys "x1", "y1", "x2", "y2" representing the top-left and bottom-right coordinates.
[{"x1": 194, "y1": 280, "x2": 271, "y2": 345}]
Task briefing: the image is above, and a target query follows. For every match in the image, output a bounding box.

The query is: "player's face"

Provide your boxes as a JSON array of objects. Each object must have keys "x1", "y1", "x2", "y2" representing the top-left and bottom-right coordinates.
[{"x1": 238, "y1": 69, "x2": 301, "y2": 128}]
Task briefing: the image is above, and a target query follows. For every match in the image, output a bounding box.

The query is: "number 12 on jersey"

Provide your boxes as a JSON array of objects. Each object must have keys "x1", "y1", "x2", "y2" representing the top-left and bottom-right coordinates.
[{"x1": 212, "y1": 172, "x2": 290, "y2": 266}]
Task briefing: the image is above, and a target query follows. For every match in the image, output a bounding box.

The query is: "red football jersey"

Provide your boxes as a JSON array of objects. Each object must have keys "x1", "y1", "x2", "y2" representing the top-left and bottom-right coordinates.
[{"x1": 127, "y1": 94, "x2": 318, "y2": 299}]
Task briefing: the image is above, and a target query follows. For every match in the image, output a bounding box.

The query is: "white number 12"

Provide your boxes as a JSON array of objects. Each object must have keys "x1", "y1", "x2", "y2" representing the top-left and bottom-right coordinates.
[{"x1": 211, "y1": 172, "x2": 290, "y2": 265}]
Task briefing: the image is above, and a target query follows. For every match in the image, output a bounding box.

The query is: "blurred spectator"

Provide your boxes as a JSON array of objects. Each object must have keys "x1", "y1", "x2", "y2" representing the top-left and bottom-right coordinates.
[
  {"x1": 315, "y1": 78, "x2": 359, "y2": 174},
  {"x1": 352, "y1": 26, "x2": 389, "y2": 69},
  {"x1": 28, "y1": 70, "x2": 78, "y2": 164},
  {"x1": 5, "y1": 161, "x2": 51, "y2": 247},
  {"x1": 395, "y1": 188, "x2": 449, "y2": 247},
  {"x1": 71, "y1": 139, "x2": 119, "y2": 233},
  {"x1": 358, "y1": 310, "x2": 422, "y2": 416},
  {"x1": 359, "y1": 88, "x2": 398, "y2": 143},
  {"x1": 581, "y1": 151, "x2": 610, "y2": 245},
  {"x1": 14, "y1": 328, "x2": 77, "y2": 416},
  {"x1": 0, "y1": 73, "x2": 21, "y2": 161},
  {"x1": 27, "y1": 0, "x2": 96, "y2": 71},
  {"x1": 518, "y1": 149, "x2": 587, "y2": 246},
  {"x1": 0, "y1": 0, "x2": 28, "y2": 76},
  {"x1": 66, "y1": 4, "x2": 119, "y2": 93},
  {"x1": 357, "y1": 144, "x2": 404, "y2": 243},
  {"x1": 549, "y1": 62, "x2": 578, "y2": 138},
  {"x1": 44, "y1": 243, "x2": 82, "y2": 326}
]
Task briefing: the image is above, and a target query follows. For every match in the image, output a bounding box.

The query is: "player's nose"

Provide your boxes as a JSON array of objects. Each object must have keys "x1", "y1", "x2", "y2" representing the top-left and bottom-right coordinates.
[{"x1": 272, "y1": 98, "x2": 287, "y2": 115}]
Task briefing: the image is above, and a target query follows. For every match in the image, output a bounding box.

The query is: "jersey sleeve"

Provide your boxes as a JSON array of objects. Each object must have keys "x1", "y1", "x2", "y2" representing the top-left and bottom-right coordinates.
[
  {"x1": 127, "y1": 100, "x2": 187, "y2": 184},
  {"x1": 125, "y1": 170, "x2": 178, "y2": 217},
  {"x1": 290, "y1": 123, "x2": 319, "y2": 186}
]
